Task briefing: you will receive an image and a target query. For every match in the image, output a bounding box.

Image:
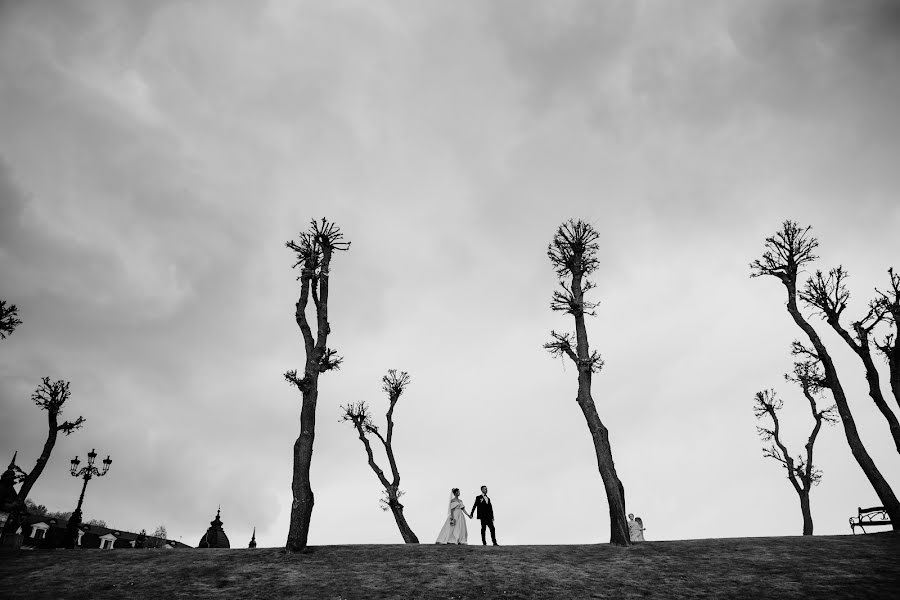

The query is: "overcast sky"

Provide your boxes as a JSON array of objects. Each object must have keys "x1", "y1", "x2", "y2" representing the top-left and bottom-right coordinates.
[{"x1": 2, "y1": 0, "x2": 899, "y2": 549}]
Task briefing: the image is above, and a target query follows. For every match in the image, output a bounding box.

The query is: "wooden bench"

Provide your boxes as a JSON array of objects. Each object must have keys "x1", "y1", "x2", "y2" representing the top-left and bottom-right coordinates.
[{"x1": 849, "y1": 506, "x2": 892, "y2": 534}]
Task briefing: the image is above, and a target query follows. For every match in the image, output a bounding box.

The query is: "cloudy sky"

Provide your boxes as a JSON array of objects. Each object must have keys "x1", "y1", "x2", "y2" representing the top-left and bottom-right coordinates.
[{"x1": 1, "y1": 0, "x2": 899, "y2": 549}]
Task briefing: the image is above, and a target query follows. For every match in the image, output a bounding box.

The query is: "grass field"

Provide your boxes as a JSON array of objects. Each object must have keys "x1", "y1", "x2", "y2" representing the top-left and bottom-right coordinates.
[{"x1": 1, "y1": 533, "x2": 898, "y2": 599}]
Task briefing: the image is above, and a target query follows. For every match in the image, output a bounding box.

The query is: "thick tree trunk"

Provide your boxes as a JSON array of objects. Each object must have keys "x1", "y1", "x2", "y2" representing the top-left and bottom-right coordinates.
[
  {"x1": 1, "y1": 409, "x2": 61, "y2": 544},
  {"x1": 858, "y1": 348, "x2": 900, "y2": 455},
  {"x1": 799, "y1": 493, "x2": 813, "y2": 536},
  {"x1": 287, "y1": 380, "x2": 318, "y2": 551},
  {"x1": 576, "y1": 371, "x2": 630, "y2": 545},
  {"x1": 389, "y1": 500, "x2": 419, "y2": 544},
  {"x1": 832, "y1": 323, "x2": 900, "y2": 455},
  {"x1": 785, "y1": 289, "x2": 900, "y2": 530},
  {"x1": 568, "y1": 263, "x2": 630, "y2": 546}
]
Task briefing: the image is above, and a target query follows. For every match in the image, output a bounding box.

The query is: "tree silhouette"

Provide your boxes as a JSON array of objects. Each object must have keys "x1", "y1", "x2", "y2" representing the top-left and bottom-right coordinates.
[
  {"x1": 341, "y1": 370, "x2": 419, "y2": 543},
  {"x1": 874, "y1": 269, "x2": 900, "y2": 423},
  {"x1": 0, "y1": 378, "x2": 85, "y2": 544},
  {"x1": 0, "y1": 300, "x2": 22, "y2": 339},
  {"x1": 799, "y1": 266, "x2": 900, "y2": 454},
  {"x1": 751, "y1": 220, "x2": 899, "y2": 530},
  {"x1": 284, "y1": 218, "x2": 350, "y2": 551},
  {"x1": 753, "y1": 360, "x2": 837, "y2": 535},
  {"x1": 543, "y1": 219, "x2": 630, "y2": 546}
]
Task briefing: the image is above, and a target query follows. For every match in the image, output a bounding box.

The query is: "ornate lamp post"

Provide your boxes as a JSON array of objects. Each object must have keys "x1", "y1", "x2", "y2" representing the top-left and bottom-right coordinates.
[{"x1": 64, "y1": 449, "x2": 111, "y2": 549}]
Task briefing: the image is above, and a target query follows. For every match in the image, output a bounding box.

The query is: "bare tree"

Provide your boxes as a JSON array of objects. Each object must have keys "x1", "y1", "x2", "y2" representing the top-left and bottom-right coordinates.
[
  {"x1": 341, "y1": 370, "x2": 419, "y2": 543},
  {"x1": 751, "y1": 221, "x2": 899, "y2": 530},
  {"x1": 753, "y1": 361, "x2": 837, "y2": 535},
  {"x1": 543, "y1": 219, "x2": 630, "y2": 546},
  {"x1": 0, "y1": 378, "x2": 85, "y2": 543},
  {"x1": 874, "y1": 269, "x2": 900, "y2": 422},
  {"x1": 0, "y1": 300, "x2": 22, "y2": 339},
  {"x1": 284, "y1": 218, "x2": 350, "y2": 551},
  {"x1": 800, "y1": 266, "x2": 900, "y2": 454}
]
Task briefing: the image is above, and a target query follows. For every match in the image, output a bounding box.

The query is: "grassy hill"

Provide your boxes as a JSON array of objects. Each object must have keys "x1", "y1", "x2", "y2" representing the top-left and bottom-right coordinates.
[{"x1": 1, "y1": 534, "x2": 897, "y2": 599}]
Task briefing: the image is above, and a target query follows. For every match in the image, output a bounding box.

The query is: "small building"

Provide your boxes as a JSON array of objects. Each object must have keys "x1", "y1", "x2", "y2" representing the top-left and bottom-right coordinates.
[
  {"x1": 16, "y1": 515, "x2": 191, "y2": 549},
  {"x1": 198, "y1": 508, "x2": 230, "y2": 548}
]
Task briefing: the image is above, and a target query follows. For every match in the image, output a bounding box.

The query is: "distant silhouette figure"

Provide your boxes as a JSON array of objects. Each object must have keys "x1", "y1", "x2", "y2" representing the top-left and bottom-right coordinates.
[
  {"x1": 628, "y1": 513, "x2": 645, "y2": 542},
  {"x1": 435, "y1": 488, "x2": 470, "y2": 544},
  {"x1": 469, "y1": 485, "x2": 498, "y2": 546}
]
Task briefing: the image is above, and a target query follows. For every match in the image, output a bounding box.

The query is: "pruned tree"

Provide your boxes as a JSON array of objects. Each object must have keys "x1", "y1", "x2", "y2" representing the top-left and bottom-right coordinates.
[
  {"x1": 543, "y1": 219, "x2": 630, "y2": 546},
  {"x1": 874, "y1": 269, "x2": 900, "y2": 429},
  {"x1": 753, "y1": 360, "x2": 838, "y2": 535},
  {"x1": 0, "y1": 378, "x2": 85, "y2": 543},
  {"x1": 0, "y1": 299, "x2": 22, "y2": 339},
  {"x1": 751, "y1": 221, "x2": 899, "y2": 530},
  {"x1": 284, "y1": 218, "x2": 350, "y2": 551},
  {"x1": 799, "y1": 266, "x2": 900, "y2": 454},
  {"x1": 341, "y1": 370, "x2": 419, "y2": 543}
]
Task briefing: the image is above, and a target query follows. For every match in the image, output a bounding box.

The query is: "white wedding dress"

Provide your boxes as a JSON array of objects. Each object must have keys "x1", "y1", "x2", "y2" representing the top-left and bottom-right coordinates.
[
  {"x1": 435, "y1": 497, "x2": 468, "y2": 544},
  {"x1": 629, "y1": 518, "x2": 645, "y2": 542}
]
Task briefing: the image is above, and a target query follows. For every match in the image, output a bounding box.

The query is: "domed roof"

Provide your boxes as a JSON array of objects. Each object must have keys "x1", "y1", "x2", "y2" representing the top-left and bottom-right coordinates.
[
  {"x1": 0, "y1": 452, "x2": 20, "y2": 510},
  {"x1": 198, "y1": 508, "x2": 230, "y2": 548}
]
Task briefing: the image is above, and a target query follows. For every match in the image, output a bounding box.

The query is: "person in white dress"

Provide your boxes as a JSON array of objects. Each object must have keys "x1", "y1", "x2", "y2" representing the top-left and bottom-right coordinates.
[
  {"x1": 435, "y1": 488, "x2": 470, "y2": 544},
  {"x1": 628, "y1": 513, "x2": 646, "y2": 542}
]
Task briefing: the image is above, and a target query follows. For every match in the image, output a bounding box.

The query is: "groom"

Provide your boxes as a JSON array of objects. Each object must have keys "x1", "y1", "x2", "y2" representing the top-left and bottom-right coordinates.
[{"x1": 469, "y1": 485, "x2": 498, "y2": 546}]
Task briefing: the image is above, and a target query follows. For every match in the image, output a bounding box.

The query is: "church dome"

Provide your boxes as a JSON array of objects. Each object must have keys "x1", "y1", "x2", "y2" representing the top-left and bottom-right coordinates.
[{"x1": 198, "y1": 508, "x2": 230, "y2": 548}]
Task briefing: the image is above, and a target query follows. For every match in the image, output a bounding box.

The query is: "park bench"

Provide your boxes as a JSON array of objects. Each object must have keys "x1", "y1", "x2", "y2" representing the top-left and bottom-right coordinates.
[{"x1": 849, "y1": 506, "x2": 891, "y2": 534}]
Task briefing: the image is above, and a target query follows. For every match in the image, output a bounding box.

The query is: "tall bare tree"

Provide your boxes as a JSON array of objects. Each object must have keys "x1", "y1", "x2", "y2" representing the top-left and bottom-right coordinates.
[
  {"x1": 0, "y1": 300, "x2": 22, "y2": 339},
  {"x1": 544, "y1": 219, "x2": 630, "y2": 546},
  {"x1": 0, "y1": 378, "x2": 85, "y2": 543},
  {"x1": 284, "y1": 218, "x2": 350, "y2": 551},
  {"x1": 874, "y1": 269, "x2": 900, "y2": 417},
  {"x1": 341, "y1": 370, "x2": 419, "y2": 543},
  {"x1": 753, "y1": 360, "x2": 837, "y2": 535},
  {"x1": 800, "y1": 266, "x2": 900, "y2": 454},
  {"x1": 751, "y1": 221, "x2": 899, "y2": 530}
]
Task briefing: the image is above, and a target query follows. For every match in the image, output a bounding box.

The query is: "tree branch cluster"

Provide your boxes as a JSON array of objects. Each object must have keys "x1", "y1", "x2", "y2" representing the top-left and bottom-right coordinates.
[
  {"x1": 340, "y1": 370, "x2": 413, "y2": 511},
  {"x1": 0, "y1": 299, "x2": 22, "y2": 340},
  {"x1": 749, "y1": 221, "x2": 819, "y2": 284},
  {"x1": 32, "y1": 377, "x2": 85, "y2": 435},
  {"x1": 544, "y1": 330, "x2": 604, "y2": 373}
]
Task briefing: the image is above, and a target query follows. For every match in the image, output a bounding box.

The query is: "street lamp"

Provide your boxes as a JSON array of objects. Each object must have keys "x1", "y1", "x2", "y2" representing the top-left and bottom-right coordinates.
[{"x1": 64, "y1": 449, "x2": 111, "y2": 549}]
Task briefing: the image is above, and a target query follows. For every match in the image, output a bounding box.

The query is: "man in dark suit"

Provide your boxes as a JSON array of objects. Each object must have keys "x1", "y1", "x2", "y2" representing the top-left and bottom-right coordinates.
[{"x1": 469, "y1": 485, "x2": 498, "y2": 546}]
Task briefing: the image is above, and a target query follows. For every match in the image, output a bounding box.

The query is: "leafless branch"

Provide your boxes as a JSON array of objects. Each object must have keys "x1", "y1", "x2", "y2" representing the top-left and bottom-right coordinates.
[
  {"x1": 819, "y1": 404, "x2": 839, "y2": 424},
  {"x1": 379, "y1": 488, "x2": 405, "y2": 511},
  {"x1": 544, "y1": 330, "x2": 578, "y2": 364},
  {"x1": 785, "y1": 360, "x2": 827, "y2": 395},
  {"x1": 58, "y1": 416, "x2": 86, "y2": 436},
  {"x1": 753, "y1": 389, "x2": 783, "y2": 419},
  {"x1": 750, "y1": 220, "x2": 818, "y2": 283},
  {"x1": 382, "y1": 370, "x2": 411, "y2": 398},
  {"x1": 582, "y1": 350, "x2": 605, "y2": 374},
  {"x1": 762, "y1": 444, "x2": 787, "y2": 464},
  {"x1": 32, "y1": 378, "x2": 72, "y2": 414},
  {"x1": 0, "y1": 300, "x2": 22, "y2": 339},
  {"x1": 551, "y1": 281, "x2": 600, "y2": 316},
  {"x1": 340, "y1": 401, "x2": 377, "y2": 434},
  {"x1": 547, "y1": 219, "x2": 601, "y2": 278},
  {"x1": 318, "y1": 348, "x2": 343, "y2": 372},
  {"x1": 800, "y1": 266, "x2": 849, "y2": 323},
  {"x1": 284, "y1": 369, "x2": 310, "y2": 392},
  {"x1": 790, "y1": 340, "x2": 820, "y2": 364}
]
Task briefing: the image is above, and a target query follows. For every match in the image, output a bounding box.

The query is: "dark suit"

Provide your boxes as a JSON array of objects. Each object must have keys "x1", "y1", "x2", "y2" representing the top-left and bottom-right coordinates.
[{"x1": 471, "y1": 494, "x2": 497, "y2": 545}]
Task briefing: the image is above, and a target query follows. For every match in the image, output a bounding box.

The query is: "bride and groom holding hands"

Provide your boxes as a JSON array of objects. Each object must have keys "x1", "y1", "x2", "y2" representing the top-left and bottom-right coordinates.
[{"x1": 435, "y1": 485, "x2": 498, "y2": 546}]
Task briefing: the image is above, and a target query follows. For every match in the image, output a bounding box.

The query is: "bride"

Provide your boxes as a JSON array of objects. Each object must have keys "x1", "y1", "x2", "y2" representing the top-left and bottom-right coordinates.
[{"x1": 435, "y1": 488, "x2": 470, "y2": 544}]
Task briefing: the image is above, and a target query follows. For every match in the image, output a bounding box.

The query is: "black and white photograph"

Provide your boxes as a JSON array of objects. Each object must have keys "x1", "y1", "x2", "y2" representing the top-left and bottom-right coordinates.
[{"x1": 1, "y1": 1, "x2": 898, "y2": 598}]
